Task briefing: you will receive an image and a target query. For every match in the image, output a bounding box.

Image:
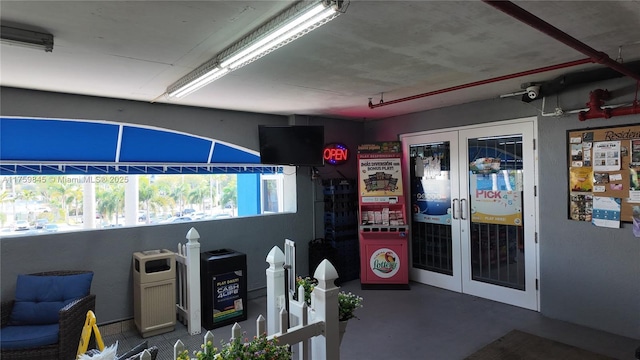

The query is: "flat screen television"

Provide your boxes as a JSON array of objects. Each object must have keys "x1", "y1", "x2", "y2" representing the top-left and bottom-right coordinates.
[{"x1": 258, "y1": 125, "x2": 324, "y2": 166}]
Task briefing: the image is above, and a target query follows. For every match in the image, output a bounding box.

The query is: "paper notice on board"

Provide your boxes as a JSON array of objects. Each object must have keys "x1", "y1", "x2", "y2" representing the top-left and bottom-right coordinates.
[
  {"x1": 570, "y1": 194, "x2": 592, "y2": 222},
  {"x1": 592, "y1": 196, "x2": 621, "y2": 228},
  {"x1": 593, "y1": 141, "x2": 621, "y2": 171},
  {"x1": 633, "y1": 206, "x2": 640, "y2": 237},
  {"x1": 632, "y1": 139, "x2": 640, "y2": 166},
  {"x1": 582, "y1": 142, "x2": 592, "y2": 166},
  {"x1": 631, "y1": 168, "x2": 640, "y2": 202},
  {"x1": 570, "y1": 167, "x2": 593, "y2": 192},
  {"x1": 571, "y1": 143, "x2": 583, "y2": 162}
]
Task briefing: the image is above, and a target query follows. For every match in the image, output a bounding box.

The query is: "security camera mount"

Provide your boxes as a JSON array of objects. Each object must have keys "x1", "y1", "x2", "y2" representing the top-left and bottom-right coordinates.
[
  {"x1": 519, "y1": 82, "x2": 542, "y2": 102},
  {"x1": 526, "y1": 85, "x2": 541, "y2": 100}
]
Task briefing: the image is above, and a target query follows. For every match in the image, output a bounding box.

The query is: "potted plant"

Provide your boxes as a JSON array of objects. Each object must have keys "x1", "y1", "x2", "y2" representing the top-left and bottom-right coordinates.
[
  {"x1": 296, "y1": 276, "x2": 364, "y2": 343},
  {"x1": 338, "y1": 291, "x2": 364, "y2": 322}
]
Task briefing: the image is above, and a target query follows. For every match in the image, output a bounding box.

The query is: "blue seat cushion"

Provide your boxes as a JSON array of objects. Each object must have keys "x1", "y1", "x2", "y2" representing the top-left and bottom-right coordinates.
[
  {"x1": 0, "y1": 324, "x2": 59, "y2": 349},
  {"x1": 9, "y1": 272, "x2": 93, "y2": 325}
]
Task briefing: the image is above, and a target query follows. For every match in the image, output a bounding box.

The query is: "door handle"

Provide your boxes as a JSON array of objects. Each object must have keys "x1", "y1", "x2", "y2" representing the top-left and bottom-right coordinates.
[
  {"x1": 460, "y1": 198, "x2": 467, "y2": 220},
  {"x1": 452, "y1": 198, "x2": 459, "y2": 220}
]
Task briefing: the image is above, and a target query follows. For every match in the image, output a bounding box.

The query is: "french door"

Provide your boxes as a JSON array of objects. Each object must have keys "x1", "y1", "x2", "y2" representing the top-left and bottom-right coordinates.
[{"x1": 401, "y1": 118, "x2": 538, "y2": 310}]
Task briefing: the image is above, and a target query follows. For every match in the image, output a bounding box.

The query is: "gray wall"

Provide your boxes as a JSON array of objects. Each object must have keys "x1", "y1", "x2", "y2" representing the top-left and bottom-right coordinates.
[
  {"x1": 0, "y1": 87, "x2": 364, "y2": 323},
  {"x1": 364, "y1": 78, "x2": 640, "y2": 339}
]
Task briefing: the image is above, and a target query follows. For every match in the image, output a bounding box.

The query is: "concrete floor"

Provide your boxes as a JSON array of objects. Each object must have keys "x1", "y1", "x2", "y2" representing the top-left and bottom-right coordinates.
[{"x1": 101, "y1": 280, "x2": 639, "y2": 360}]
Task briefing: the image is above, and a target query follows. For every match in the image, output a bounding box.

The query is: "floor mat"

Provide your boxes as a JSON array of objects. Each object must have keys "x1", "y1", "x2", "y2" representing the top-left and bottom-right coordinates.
[{"x1": 465, "y1": 329, "x2": 615, "y2": 360}]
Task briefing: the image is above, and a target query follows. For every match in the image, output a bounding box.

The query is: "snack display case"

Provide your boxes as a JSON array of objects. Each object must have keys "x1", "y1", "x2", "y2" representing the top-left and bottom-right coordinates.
[{"x1": 357, "y1": 142, "x2": 410, "y2": 289}]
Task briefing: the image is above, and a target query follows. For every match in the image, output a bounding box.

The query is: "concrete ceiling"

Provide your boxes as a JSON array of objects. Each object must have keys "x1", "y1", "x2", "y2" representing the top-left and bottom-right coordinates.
[{"x1": 1, "y1": 1, "x2": 639, "y2": 121}]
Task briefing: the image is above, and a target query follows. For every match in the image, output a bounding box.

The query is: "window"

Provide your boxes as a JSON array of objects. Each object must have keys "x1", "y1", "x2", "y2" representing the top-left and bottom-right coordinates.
[
  {"x1": 0, "y1": 170, "x2": 295, "y2": 236},
  {"x1": 261, "y1": 174, "x2": 284, "y2": 213}
]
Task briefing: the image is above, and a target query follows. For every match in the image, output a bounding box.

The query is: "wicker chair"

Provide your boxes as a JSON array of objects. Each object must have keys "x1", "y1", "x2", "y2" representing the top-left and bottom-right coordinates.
[{"x1": 0, "y1": 270, "x2": 96, "y2": 360}]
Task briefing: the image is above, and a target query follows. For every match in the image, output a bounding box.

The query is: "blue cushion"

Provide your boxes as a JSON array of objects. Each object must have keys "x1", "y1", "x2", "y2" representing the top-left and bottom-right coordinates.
[
  {"x1": 9, "y1": 273, "x2": 93, "y2": 325},
  {"x1": 0, "y1": 324, "x2": 59, "y2": 349}
]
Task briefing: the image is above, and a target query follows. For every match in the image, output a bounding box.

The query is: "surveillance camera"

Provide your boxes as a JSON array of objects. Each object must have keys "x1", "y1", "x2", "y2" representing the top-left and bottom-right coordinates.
[{"x1": 526, "y1": 85, "x2": 540, "y2": 100}]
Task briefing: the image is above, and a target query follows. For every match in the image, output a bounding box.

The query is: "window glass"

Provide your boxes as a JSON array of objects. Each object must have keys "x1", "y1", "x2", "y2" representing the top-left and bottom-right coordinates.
[
  {"x1": 261, "y1": 174, "x2": 283, "y2": 213},
  {"x1": 0, "y1": 172, "x2": 291, "y2": 236}
]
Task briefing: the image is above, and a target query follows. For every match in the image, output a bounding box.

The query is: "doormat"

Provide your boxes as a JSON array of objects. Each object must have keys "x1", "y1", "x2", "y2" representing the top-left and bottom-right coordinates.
[{"x1": 465, "y1": 329, "x2": 615, "y2": 360}]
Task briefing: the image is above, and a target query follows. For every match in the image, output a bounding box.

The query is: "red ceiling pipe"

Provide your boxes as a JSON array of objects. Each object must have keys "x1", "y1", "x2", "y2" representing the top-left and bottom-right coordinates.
[
  {"x1": 368, "y1": 58, "x2": 593, "y2": 109},
  {"x1": 578, "y1": 89, "x2": 612, "y2": 121},
  {"x1": 483, "y1": 1, "x2": 640, "y2": 82},
  {"x1": 578, "y1": 89, "x2": 640, "y2": 121}
]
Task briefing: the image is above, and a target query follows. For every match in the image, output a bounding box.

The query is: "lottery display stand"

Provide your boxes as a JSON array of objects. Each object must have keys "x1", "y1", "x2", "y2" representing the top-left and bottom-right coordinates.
[{"x1": 357, "y1": 142, "x2": 410, "y2": 289}]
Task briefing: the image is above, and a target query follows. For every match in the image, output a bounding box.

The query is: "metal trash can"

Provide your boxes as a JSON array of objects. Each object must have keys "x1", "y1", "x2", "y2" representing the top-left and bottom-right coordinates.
[
  {"x1": 200, "y1": 249, "x2": 247, "y2": 330},
  {"x1": 133, "y1": 249, "x2": 176, "y2": 337}
]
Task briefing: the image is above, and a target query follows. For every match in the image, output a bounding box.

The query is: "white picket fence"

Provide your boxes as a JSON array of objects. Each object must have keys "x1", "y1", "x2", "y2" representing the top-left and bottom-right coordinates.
[
  {"x1": 174, "y1": 227, "x2": 340, "y2": 360},
  {"x1": 175, "y1": 228, "x2": 202, "y2": 335}
]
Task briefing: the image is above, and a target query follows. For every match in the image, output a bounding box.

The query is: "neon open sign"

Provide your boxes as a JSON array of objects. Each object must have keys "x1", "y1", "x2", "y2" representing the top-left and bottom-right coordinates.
[{"x1": 323, "y1": 143, "x2": 349, "y2": 165}]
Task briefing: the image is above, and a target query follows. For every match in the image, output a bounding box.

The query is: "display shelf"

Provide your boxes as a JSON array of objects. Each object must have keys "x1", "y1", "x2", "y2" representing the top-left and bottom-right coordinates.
[
  {"x1": 322, "y1": 178, "x2": 359, "y2": 283},
  {"x1": 325, "y1": 227, "x2": 358, "y2": 238},
  {"x1": 324, "y1": 212, "x2": 358, "y2": 226},
  {"x1": 322, "y1": 178, "x2": 356, "y2": 195}
]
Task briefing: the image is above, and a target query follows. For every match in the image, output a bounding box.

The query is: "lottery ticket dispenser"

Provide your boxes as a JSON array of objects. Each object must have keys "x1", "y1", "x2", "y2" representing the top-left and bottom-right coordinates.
[{"x1": 357, "y1": 142, "x2": 410, "y2": 289}]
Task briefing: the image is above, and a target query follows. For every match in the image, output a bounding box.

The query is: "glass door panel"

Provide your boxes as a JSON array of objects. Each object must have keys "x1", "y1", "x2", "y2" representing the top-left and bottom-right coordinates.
[
  {"x1": 410, "y1": 142, "x2": 453, "y2": 275},
  {"x1": 459, "y1": 122, "x2": 537, "y2": 310},
  {"x1": 467, "y1": 135, "x2": 525, "y2": 290},
  {"x1": 403, "y1": 132, "x2": 461, "y2": 292}
]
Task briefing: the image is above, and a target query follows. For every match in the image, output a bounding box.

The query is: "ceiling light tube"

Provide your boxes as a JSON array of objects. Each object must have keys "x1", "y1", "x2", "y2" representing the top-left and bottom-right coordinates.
[
  {"x1": 220, "y1": 3, "x2": 335, "y2": 69},
  {"x1": 166, "y1": 0, "x2": 346, "y2": 98},
  {"x1": 222, "y1": 7, "x2": 339, "y2": 70},
  {"x1": 169, "y1": 67, "x2": 229, "y2": 98},
  {"x1": 1, "y1": 25, "x2": 54, "y2": 52}
]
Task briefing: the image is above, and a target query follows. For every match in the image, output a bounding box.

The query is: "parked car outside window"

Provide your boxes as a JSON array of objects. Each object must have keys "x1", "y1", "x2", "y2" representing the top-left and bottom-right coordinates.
[
  {"x1": 44, "y1": 224, "x2": 59, "y2": 232},
  {"x1": 35, "y1": 219, "x2": 48, "y2": 229},
  {"x1": 14, "y1": 220, "x2": 30, "y2": 231}
]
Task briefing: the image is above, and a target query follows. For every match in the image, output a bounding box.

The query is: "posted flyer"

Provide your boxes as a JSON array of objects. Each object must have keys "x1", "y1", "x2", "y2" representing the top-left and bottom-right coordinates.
[
  {"x1": 592, "y1": 141, "x2": 621, "y2": 171},
  {"x1": 359, "y1": 156, "x2": 403, "y2": 196},
  {"x1": 592, "y1": 196, "x2": 621, "y2": 228},
  {"x1": 469, "y1": 173, "x2": 522, "y2": 226},
  {"x1": 570, "y1": 194, "x2": 592, "y2": 222},
  {"x1": 569, "y1": 167, "x2": 593, "y2": 192}
]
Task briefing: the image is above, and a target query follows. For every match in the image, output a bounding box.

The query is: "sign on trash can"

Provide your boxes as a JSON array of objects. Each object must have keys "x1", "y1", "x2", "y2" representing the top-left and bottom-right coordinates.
[{"x1": 200, "y1": 249, "x2": 247, "y2": 330}]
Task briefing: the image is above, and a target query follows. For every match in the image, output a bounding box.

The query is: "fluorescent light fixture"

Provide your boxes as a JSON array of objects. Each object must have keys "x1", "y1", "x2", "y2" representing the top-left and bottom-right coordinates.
[
  {"x1": 167, "y1": 0, "x2": 347, "y2": 98},
  {"x1": 169, "y1": 66, "x2": 230, "y2": 98},
  {"x1": 1, "y1": 25, "x2": 54, "y2": 52}
]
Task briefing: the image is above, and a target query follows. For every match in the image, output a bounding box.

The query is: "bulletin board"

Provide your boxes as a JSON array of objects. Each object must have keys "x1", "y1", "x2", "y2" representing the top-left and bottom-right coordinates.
[{"x1": 567, "y1": 124, "x2": 640, "y2": 225}]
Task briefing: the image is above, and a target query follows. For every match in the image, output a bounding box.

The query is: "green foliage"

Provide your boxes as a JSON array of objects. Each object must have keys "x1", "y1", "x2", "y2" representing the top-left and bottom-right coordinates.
[
  {"x1": 296, "y1": 276, "x2": 364, "y2": 321},
  {"x1": 195, "y1": 340, "x2": 218, "y2": 360},
  {"x1": 219, "y1": 333, "x2": 290, "y2": 360},
  {"x1": 338, "y1": 292, "x2": 363, "y2": 321},
  {"x1": 295, "y1": 276, "x2": 317, "y2": 305},
  {"x1": 176, "y1": 334, "x2": 290, "y2": 360}
]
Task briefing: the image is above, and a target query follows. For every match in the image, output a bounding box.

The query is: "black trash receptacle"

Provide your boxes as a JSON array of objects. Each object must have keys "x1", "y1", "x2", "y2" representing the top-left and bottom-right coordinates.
[{"x1": 200, "y1": 249, "x2": 248, "y2": 330}]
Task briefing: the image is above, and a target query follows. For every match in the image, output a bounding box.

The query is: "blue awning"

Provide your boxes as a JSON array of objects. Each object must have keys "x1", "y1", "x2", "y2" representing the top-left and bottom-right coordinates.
[{"x1": 0, "y1": 117, "x2": 280, "y2": 175}]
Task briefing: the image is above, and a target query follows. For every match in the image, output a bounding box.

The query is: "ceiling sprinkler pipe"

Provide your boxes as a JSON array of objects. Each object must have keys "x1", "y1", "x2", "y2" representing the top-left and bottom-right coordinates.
[
  {"x1": 578, "y1": 89, "x2": 640, "y2": 121},
  {"x1": 368, "y1": 58, "x2": 593, "y2": 109},
  {"x1": 483, "y1": 0, "x2": 640, "y2": 82},
  {"x1": 579, "y1": 104, "x2": 640, "y2": 121}
]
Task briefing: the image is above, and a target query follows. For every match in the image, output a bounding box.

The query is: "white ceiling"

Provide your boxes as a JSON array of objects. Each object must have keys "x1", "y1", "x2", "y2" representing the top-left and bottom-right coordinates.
[{"x1": 1, "y1": 1, "x2": 639, "y2": 121}]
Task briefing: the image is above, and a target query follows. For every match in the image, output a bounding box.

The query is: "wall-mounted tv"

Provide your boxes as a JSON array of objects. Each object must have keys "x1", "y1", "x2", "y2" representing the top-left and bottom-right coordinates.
[{"x1": 258, "y1": 125, "x2": 324, "y2": 166}]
